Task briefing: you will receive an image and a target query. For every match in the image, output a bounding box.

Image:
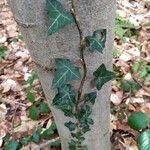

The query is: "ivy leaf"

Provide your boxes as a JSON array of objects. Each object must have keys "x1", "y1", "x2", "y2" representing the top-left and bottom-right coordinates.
[
  {"x1": 52, "y1": 84, "x2": 76, "y2": 117},
  {"x1": 93, "y1": 64, "x2": 115, "y2": 90},
  {"x1": 76, "y1": 105, "x2": 93, "y2": 133},
  {"x1": 65, "y1": 121, "x2": 76, "y2": 131},
  {"x1": 52, "y1": 58, "x2": 81, "y2": 88},
  {"x1": 39, "y1": 101, "x2": 50, "y2": 113},
  {"x1": 20, "y1": 136, "x2": 31, "y2": 145},
  {"x1": 42, "y1": 121, "x2": 56, "y2": 139},
  {"x1": 137, "y1": 130, "x2": 150, "y2": 150},
  {"x1": 77, "y1": 105, "x2": 92, "y2": 121},
  {"x1": 42, "y1": 128, "x2": 54, "y2": 139},
  {"x1": 76, "y1": 92, "x2": 96, "y2": 130},
  {"x1": 5, "y1": 140, "x2": 20, "y2": 150},
  {"x1": 49, "y1": 139, "x2": 60, "y2": 147},
  {"x1": 46, "y1": 0, "x2": 74, "y2": 35},
  {"x1": 31, "y1": 127, "x2": 42, "y2": 143},
  {"x1": 69, "y1": 139, "x2": 77, "y2": 150},
  {"x1": 128, "y1": 112, "x2": 149, "y2": 131},
  {"x1": 32, "y1": 131, "x2": 41, "y2": 143},
  {"x1": 28, "y1": 106, "x2": 39, "y2": 120},
  {"x1": 26, "y1": 91, "x2": 35, "y2": 103},
  {"x1": 71, "y1": 132, "x2": 85, "y2": 141},
  {"x1": 120, "y1": 80, "x2": 141, "y2": 94},
  {"x1": 85, "y1": 29, "x2": 107, "y2": 53},
  {"x1": 84, "y1": 91, "x2": 97, "y2": 105},
  {"x1": 0, "y1": 44, "x2": 7, "y2": 60}
]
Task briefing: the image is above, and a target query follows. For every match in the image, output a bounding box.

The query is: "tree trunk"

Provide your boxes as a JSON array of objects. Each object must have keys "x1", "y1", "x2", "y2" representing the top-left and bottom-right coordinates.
[{"x1": 7, "y1": 0, "x2": 115, "y2": 149}]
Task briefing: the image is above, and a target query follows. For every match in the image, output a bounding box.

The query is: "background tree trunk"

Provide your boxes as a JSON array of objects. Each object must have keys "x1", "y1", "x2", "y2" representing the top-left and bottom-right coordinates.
[{"x1": 7, "y1": 0, "x2": 115, "y2": 149}]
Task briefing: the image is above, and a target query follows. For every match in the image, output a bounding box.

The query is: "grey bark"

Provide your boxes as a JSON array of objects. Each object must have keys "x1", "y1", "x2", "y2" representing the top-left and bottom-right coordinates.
[{"x1": 7, "y1": 0, "x2": 115, "y2": 149}]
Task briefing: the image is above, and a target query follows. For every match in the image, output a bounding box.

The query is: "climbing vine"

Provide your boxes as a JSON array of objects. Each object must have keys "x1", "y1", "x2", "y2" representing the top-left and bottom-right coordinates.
[{"x1": 46, "y1": 0, "x2": 115, "y2": 149}]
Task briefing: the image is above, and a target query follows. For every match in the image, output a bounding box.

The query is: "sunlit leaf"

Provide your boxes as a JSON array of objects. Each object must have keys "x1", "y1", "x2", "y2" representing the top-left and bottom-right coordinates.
[
  {"x1": 128, "y1": 112, "x2": 149, "y2": 131},
  {"x1": 137, "y1": 130, "x2": 150, "y2": 150}
]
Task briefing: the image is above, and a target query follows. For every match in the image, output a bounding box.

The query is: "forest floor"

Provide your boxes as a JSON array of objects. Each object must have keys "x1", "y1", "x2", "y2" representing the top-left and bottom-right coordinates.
[{"x1": 0, "y1": 0, "x2": 150, "y2": 149}]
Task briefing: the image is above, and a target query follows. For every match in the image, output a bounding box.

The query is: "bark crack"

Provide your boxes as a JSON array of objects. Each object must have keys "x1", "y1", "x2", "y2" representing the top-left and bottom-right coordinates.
[
  {"x1": 14, "y1": 18, "x2": 36, "y2": 28},
  {"x1": 33, "y1": 60, "x2": 55, "y2": 72}
]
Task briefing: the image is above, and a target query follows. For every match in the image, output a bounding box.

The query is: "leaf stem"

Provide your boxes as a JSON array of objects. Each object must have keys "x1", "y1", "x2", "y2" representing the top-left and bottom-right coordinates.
[
  {"x1": 71, "y1": 1, "x2": 87, "y2": 149},
  {"x1": 71, "y1": 0, "x2": 87, "y2": 109}
]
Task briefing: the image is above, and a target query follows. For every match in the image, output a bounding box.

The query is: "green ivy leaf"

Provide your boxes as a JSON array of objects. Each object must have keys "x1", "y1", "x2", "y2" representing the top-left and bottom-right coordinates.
[
  {"x1": 84, "y1": 91, "x2": 97, "y2": 105},
  {"x1": 93, "y1": 64, "x2": 115, "y2": 90},
  {"x1": 32, "y1": 131, "x2": 41, "y2": 143},
  {"x1": 115, "y1": 14, "x2": 135, "y2": 40},
  {"x1": 29, "y1": 106, "x2": 39, "y2": 120},
  {"x1": 120, "y1": 80, "x2": 141, "y2": 94},
  {"x1": 52, "y1": 58, "x2": 81, "y2": 88},
  {"x1": 26, "y1": 91, "x2": 35, "y2": 103},
  {"x1": 137, "y1": 130, "x2": 150, "y2": 150},
  {"x1": 69, "y1": 139, "x2": 77, "y2": 150},
  {"x1": 85, "y1": 29, "x2": 106, "y2": 53},
  {"x1": 42, "y1": 121, "x2": 56, "y2": 139},
  {"x1": 46, "y1": 0, "x2": 74, "y2": 35},
  {"x1": 50, "y1": 121, "x2": 57, "y2": 130},
  {"x1": 52, "y1": 84, "x2": 76, "y2": 117},
  {"x1": 39, "y1": 101, "x2": 50, "y2": 113},
  {"x1": 128, "y1": 112, "x2": 149, "y2": 131},
  {"x1": 76, "y1": 105, "x2": 93, "y2": 133},
  {"x1": 20, "y1": 136, "x2": 31, "y2": 145},
  {"x1": 71, "y1": 132, "x2": 85, "y2": 141},
  {"x1": 42, "y1": 128, "x2": 54, "y2": 139},
  {"x1": 65, "y1": 121, "x2": 76, "y2": 131},
  {"x1": 3, "y1": 134, "x2": 11, "y2": 144},
  {"x1": 0, "y1": 44, "x2": 7, "y2": 60},
  {"x1": 5, "y1": 140, "x2": 20, "y2": 150}
]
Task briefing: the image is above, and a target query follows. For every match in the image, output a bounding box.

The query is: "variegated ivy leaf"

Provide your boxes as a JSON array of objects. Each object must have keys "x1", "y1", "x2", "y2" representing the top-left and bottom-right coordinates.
[
  {"x1": 93, "y1": 64, "x2": 115, "y2": 90},
  {"x1": 46, "y1": 0, "x2": 74, "y2": 35},
  {"x1": 52, "y1": 84, "x2": 76, "y2": 117},
  {"x1": 52, "y1": 58, "x2": 81, "y2": 88},
  {"x1": 85, "y1": 29, "x2": 107, "y2": 53}
]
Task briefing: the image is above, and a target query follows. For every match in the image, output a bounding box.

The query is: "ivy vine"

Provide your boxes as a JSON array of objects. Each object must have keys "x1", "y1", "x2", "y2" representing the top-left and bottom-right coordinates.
[{"x1": 46, "y1": 0, "x2": 115, "y2": 149}]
